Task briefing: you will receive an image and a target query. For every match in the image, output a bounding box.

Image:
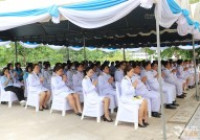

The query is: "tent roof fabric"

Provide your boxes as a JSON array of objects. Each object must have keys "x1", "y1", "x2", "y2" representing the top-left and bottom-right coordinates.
[{"x1": 0, "y1": 6, "x2": 194, "y2": 48}]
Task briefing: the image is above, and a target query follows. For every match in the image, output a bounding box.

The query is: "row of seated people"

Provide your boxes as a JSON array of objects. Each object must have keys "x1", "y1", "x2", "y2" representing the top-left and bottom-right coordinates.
[{"x1": 0, "y1": 60, "x2": 198, "y2": 128}]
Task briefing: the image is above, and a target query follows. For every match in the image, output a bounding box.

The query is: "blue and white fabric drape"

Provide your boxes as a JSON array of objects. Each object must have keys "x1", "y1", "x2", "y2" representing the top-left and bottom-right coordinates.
[
  {"x1": 19, "y1": 41, "x2": 41, "y2": 48},
  {"x1": 157, "y1": 0, "x2": 200, "y2": 40},
  {"x1": 0, "y1": 0, "x2": 200, "y2": 40},
  {"x1": 68, "y1": 46, "x2": 83, "y2": 51},
  {"x1": 0, "y1": 40, "x2": 11, "y2": 46},
  {"x1": 47, "y1": 45, "x2": 65, "y2": 50},
  {"x1": 0, "y1": 0, "x2": 153, "y2": 31},
  {"x1": 178, "y1": 45, "x2": 200, "y2": 50}
]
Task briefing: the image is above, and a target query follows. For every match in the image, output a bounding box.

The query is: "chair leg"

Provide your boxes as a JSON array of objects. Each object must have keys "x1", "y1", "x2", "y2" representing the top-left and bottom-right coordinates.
[
  {"x1": 115, "y1": 120, "x2": 118, "y2": 126},
  {"x1": 8, "y1": 101, "x2": 12, "y2": 108},
  {"x1": 36, "y1": 106, "x2": 39, "y2": 112},
  {"x1": 50, "y1": 109, "x2": 53, "y2": 114},
  {"x1": 97, "y1": 117, "x2": 101, "y2": 123},
  {"x1": 81, "y1": 114, "x2": 84, "y2": 120},
  {"x1": 134, "y1": 123, "x2": 138, "y2": 130},
  {"x1": 110, "y1": 108, "x2": 114, "y2": 114},
  {"x1": 148, "y1": 111, "x2": 152, "y2": 118},
  {"x1": 62, "y1": 110, "x2": 66, "y2": 116}
]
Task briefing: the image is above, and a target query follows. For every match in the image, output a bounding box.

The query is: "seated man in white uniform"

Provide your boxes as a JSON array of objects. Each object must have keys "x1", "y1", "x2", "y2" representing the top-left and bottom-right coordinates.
[
  {"x1": 72, "y1": 63, "x2": 84, "y2": 102},
  {"x1": 151, "y1": 62, "x2": 178, "y2": 108},
  {"x1": 162, "y1": 61, "x2": 185, "y2": 98},
  {"x1": 51, "y1": 65, "x2": 82, "y2": 116},
  {"x1": 114, "y1": 61, "x2": 126, "y2": 82},
  {"x1": 98, "y1": 65, "x2": 117, "y2": 109},
  {"x1": 141, "y1": 62, "x2": 178, "y2": 109},
  {"x1": 132, "y1": 63, "x2": 161, "y2": 117},
  {"x1": 27, "y1": 64, "x2": 51, "y2": 111},
  {"x1": 176, "y1": 60, "x2": 189, "y2": 90}
]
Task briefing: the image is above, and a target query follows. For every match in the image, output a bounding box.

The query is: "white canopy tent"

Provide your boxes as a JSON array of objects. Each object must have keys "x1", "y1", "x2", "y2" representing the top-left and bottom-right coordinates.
[{"x1": 0, "y1": 0, "x2": 200, "y2": 139}]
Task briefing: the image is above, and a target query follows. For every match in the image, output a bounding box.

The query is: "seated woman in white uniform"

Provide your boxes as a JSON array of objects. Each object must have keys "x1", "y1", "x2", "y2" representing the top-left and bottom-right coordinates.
[
  {"x1": 27, "y1": 64, "x2": 51, "y2": 111},
  {"x1": 41, "y1": 62, "x2": 52, "y2": 90},
  {"x1": 82, "y1": 67, "x2": 113, "y2": 122},
  {"x1": 121, "y1": 66, "x2": 149, "y2": 127},
  {"x1": 51, "y1": 65, "x2": 82, "y2": 116},
  {"x1": 1, "y1": 67, "x2": 26, "y2": 106},
  {"x1": 114, "y1": 62, "x2": 126, "y2": 82},
  {"x1": 72, "y1": 63, "x2": 84, "y2": 94},
  {"x1": 98, "y1": 65, "x2": 117, "y2": 108}
]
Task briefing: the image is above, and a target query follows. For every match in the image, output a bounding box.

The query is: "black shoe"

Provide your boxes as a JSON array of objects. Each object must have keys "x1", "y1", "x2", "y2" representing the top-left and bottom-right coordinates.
[
  {"x1": 143, "y1": 120, "x2": 149, "y2": 126},
  {"x1": 42, "y1": 106, "x2": 49, "y2": 110},
  {"x1": 172, "y1": 103, "x2": 179, "y2": 106},
  {"x1": 152, "y1": 112, "x2": 161, "y2": 118},
  {"x1": 76, "y1": 112, "x2": 82, "y2": 116},
  {"x1": 39, "y1": 108, "x2": 43, "y2": 111},
  {"x1": 114, "y1": 107, "x2": 118, "y2": 112},
  {"x1": 166, "y1": 104, "x2": 176, "y2": 109},
  {"x1": 177, "y1": 95, "x2": 184, "y2": 98},
  {"x1": 139, "y1": 123, "x2": 146, "y2": 128},
  {"x1": 103, "y1": 116, "x2": 113, "y2": 122}
]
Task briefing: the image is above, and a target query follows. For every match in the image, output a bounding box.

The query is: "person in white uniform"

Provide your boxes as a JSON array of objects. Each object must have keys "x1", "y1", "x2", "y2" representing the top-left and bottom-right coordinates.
[
  {"x1": 51, "y1": 65, "x2": 82, "y2": 116},
  {"x1": 66, "y1": 63, "x2": 76, "y2": 89},
  {"x1": 27, "y1": 64, "x2": 51, "y2": 111},
  {"x1": 177, "y1": 60, "x2": 188, "y2": 90},
  {"x1": 151, "y1": 62, "x2": 178, "y2": 108},
  {"x1": 98, "y1": 65, "x2": 117, "y2": 109},
  {"x1": 141, "y1": 62, "x2": 177, "y2": 109},
  {"x1": 41, "y1": 62, "x2": 52, "y2": 90},
  {"x1": 162, "y1": 61, "x2": 185, "y2": 98},
  {"x1": 82, "y1": 67, "x2": 113, "y2": 122},
  {"x1": 132, "y1": 63, "x2": 161, "y2": 118},
  {"x1": 114, "y1": 62, "x2": 126, "y2": 82},
  {"x1": 121, "y1": 66, "x2": 149, "y2": 127}
]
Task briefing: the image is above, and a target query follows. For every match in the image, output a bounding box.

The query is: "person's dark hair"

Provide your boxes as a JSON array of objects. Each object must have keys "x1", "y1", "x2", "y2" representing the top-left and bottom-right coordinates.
[
  {"x1": 25, "y1": 65, "x2": 33, "y2": 72},
  {"x1": 143, "y1": 61, "x2": 151, "y2": 68},
  {"x1": 124, "y1": 66, "x2": 133, "y2": 75},
  {"x1": 177, "y1": 60, "x2": 183, "y2": 65},
  {"x1": 100, "y1": 64, "x2": 109, "y2": 71},
  {"x1": 53, "y1": 65, "x2": 63, "y2": 72},
  {"x1": 43, "y1": 62, "x2": 50, "y2": 69},
  {"x1": 163, "y1": 61, "x2": 170, "y2": 67},
  {"x1": 84, "y1": 66, "x2": 93, "y2": 76},
  {"x1": 15, "y1": 62, "x2": 22, "y2": 71},
  {"x1": 1, "y1": 67, "x2": 8, "y2": 76},
  {"x1": 75, "y1": 63, "x2": 83, "y2": 69},
  {"x1": 33, "y1": 64, "x2": 39, "y2": 70},
  {"x1": 7, "y1": 63, "x2": 13, "y2": 70},
  {"x1": 151, "y1": 61, "x2": 158, "y2": 67}
]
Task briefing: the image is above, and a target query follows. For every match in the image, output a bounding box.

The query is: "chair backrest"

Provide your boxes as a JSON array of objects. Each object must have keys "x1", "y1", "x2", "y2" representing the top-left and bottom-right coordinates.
[{"x1": 115, "y1": 82, "x2": 121, "y2": 103}]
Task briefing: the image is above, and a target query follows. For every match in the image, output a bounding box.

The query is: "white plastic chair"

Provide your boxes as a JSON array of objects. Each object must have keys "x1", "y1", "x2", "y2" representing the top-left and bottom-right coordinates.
[
  {"x1": 50, "y1": 92, "x2": 72, "y2": 116},
  {"x1": 81, "y1": 90, "x2": 104, "y2": 123},
  {"x1": 115, "y1": 82, "x2": 139, "y2": 130},
  {"x1": 97, "y1": 87, "x2": 115, "y2": 114},
  {"x1": 25, "y1": 80, "x2": 40, "y2": 112},
  {"x1": 0, "y1": 83, "x2": 18, "y2": 108}
]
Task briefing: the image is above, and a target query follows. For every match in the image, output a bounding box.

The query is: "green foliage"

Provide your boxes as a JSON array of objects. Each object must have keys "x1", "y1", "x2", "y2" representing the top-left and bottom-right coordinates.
[
  {"x1": 0, "y1": 43, "x2": 198, "y2": 67},
  {"x1": 190, "y1": 0, "x2": 200, "y2": 4}
]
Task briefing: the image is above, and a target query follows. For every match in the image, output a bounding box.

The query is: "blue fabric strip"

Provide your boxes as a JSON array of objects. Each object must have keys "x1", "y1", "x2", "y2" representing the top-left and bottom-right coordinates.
[
  {"x1": 63, "y1": 0, "x2": 127, "y2": 10},
  {"x1": 167, "y1": 0, "x2": 200, "y2": 30},
  {"x1": 0, "y1": 0, "x2": 127, "y2": 17}
]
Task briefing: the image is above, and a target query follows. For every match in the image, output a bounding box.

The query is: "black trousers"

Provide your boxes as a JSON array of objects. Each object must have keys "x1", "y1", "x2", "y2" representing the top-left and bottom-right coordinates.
[{"x1": 5, "y1": 86, "x2": 25, "y2": 101}]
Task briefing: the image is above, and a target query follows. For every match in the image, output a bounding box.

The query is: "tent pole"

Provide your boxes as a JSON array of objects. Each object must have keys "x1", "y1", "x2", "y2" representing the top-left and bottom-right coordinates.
[
  {"x1": 156, "y1": 1, "x2": 167, "y2": 140},
  {"x1": 192, "y1": 36, "x2": 200, "y2": 101},
  {"x1": 67, "y1": 46, "x2": 70, "y2": 61},
  {"x1": 83, "y1": 37, "x2": 86, "y2": 61},
  {"x1": 15, "y1": 41, "x2": 18, "y2": 63},
  {"x1": 123, "y1": 48, "x2": 126, "y2": 61}
]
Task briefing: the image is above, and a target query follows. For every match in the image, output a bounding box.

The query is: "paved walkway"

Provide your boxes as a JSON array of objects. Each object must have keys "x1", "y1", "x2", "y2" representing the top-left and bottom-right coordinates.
[{"x1": 0, "y1": 88, "x2": 199, "y2": 140}]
